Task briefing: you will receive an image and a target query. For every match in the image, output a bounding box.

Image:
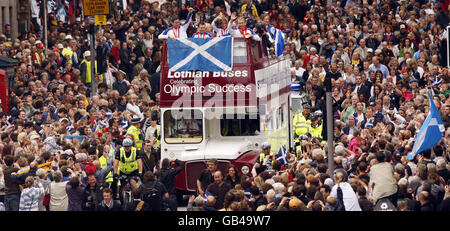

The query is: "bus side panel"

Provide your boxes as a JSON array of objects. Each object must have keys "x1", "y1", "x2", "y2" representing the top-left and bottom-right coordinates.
[{"x1": 255, "y1": 58, "x2": 291, "y2": 153}]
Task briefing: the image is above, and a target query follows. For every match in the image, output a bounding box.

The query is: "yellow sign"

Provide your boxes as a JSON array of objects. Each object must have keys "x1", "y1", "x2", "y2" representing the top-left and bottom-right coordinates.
[
  {"x1": 83, "y1": 0, "x2": 109, "y2": 16},
  {"x1": 95, "y1": 15, "x2": 107, "y2": 25}
]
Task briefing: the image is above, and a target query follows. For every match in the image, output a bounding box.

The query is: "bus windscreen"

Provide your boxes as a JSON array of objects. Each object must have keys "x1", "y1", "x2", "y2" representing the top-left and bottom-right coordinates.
[{"x1": 164, "y1": 109, "x2": 203, "y2": 144}]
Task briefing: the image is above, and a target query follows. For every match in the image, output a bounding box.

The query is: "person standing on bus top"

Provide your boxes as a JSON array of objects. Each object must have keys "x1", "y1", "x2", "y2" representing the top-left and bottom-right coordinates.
[
  {"x1": 262, "y1": 14, "x2": 278, "y2": 45},
  {"x1": 228, "y1": 13, "x2": 261, "y2": 41},
  {"x1": 158, "y1": 8, "x2": 195, "y2": 41},
  {"x1": 197, "y1": 159, "x2": 218, "y2": 197},
  {"x1": 192, "y1": 22, "x2": 212, "y2": 39},
  {"x1": 212, "y1": 12, "x2": 230, "y2": 37}
]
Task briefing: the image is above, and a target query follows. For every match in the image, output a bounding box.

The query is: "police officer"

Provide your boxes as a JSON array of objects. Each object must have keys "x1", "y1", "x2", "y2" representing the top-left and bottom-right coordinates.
[
  {"x1": 80, "y1": 50, "x2": 98, "y2": 85},
  {"x1": 313, "y1": 110, "x2": 323, "y2": 120},
  {"x1": 99, "y1": 148, "x2": 113, "y2": 188},
  {"x1": 127, "y1": 116, "x2": 144, "y2": 150},
  {"x1": 314, "y1": 110, "x2": 328, "y2": 140},
  {"x1": 293, "y1": 103, "x2": 312, "y2": 152},
  {"x1": 112, "y1": 138, "x2": 143, "y2": 198},
  {"x1": 254, "y1": 142, "x2": 275, "y2": 174},
  {"x1": 293, "y1": 103, "x2": 312, "y2": 139},
  {"x1": 309, "y1": 115, "x2": 323, "y2": 140}
]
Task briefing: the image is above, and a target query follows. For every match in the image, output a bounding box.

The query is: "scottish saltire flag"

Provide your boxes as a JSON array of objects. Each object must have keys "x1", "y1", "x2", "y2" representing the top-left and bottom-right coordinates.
[
  {"x1": 267, "y1": 25, "x2": 285, "y2": 57},
  {"x1": 408, "y1": 91, "x2": 445, "y2": 160},
  {"x1": 276, "y1": 145, "x2": 288, "y2": 165},
  {"x1": 168, "y1": 37, "x2": 233, "y2": 72},
  {"x1": 274, "y1": 28, "x2": 285, "y2": 57}
]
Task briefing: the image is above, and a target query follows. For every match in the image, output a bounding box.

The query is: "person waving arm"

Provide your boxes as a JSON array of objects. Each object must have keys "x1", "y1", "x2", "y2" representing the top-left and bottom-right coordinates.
[{"x1": 180, "y1": 8, "x2": 195, "y2": 33}]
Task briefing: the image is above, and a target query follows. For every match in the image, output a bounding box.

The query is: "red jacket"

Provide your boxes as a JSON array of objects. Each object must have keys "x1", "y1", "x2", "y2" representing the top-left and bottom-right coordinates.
[{"x1": 110, "y1": 46, "x2": 121, "y2": 63}]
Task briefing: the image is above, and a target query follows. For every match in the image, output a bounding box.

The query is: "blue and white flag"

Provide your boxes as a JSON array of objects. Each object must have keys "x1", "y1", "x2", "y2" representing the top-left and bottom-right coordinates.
[
  {"x1": 168, "y1": 37, "x2": 233, "y2": 72},
  {"x1": 47, "y1": 0, "x2": 58, "y2": 14},
  {"x1": 120, "y1": 119, "x2": 129, "y2": 129},
  {"x1": 66, "y1": 120, "x2": 75, "y2": 132},
  {"x1": 408, "y1": 91, "x2": 445, "y2": 160},
  {"x1": 56, "y1": 7, "x2": 68, "y2": 23},
  {"x1": 267, "y1": 25, "x2": 285, "y2": 57},
  {"x1": 276, "y1": 145, "x2": 288, "y2": 165},
  {"x1": 274, "y1": 28, "x2": 285, "y2": 57}
]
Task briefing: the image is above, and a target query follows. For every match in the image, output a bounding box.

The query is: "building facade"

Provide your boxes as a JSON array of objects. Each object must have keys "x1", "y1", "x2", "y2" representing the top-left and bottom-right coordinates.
[{"x1": 0, "y1": 0, "x2": 31, "y2": 40}]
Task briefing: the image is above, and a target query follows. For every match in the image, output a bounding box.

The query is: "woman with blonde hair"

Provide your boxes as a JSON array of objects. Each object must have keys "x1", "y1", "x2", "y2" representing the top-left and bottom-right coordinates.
[
  {"x1": 19, "y1": 176, "x2": 44, "y2": 211},
  {"x1": 126, "y1": 93, "x2": 143, "y2": 120},
  {"x1": 342, "y1": 65, "x2": 355, "y2": 85}
]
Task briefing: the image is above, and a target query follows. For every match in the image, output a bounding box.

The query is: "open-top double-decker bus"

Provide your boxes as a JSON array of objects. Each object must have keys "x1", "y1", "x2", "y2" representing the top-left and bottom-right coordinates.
[{"x1": 159, "y1": 37, "x2": 292, "y2": 195}]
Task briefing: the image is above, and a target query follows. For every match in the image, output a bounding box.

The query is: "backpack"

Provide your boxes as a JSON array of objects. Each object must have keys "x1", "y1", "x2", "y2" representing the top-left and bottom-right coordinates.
[{"x1": 142, "y1": 181, "x2": 160, "y2": 210}]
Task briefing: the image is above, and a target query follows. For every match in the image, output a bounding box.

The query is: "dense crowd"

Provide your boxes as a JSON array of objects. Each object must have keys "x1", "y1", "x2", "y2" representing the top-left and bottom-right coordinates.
[{"x1": 0, "y1": 0, "x2": 449, "y2": 211}]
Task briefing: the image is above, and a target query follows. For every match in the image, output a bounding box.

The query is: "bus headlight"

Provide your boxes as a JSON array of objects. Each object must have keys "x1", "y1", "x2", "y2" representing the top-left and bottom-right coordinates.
[{"x1": 241, "y1": 166, "x2": 250, "y2": 175}]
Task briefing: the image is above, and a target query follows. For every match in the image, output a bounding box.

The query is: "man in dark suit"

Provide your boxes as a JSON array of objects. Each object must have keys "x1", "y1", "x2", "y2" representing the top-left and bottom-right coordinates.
[
  {"x1": 343, "y1": 116, "x2": 358, "y2": 136},
  {"x1": 354, "y1": 74, "x2": 370, "y2": 101},
  {"x1": 150, "y1": 72, "x2": 160, "y2": 101},
  {"x1": 96, "y1": 36, "x2": 108, "y2": 76}
]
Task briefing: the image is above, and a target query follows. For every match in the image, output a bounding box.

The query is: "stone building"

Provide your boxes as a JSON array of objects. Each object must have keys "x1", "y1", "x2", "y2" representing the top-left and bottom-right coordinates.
[{"x1": 0, "y1": 0, "x2": 31, "y2": 40}]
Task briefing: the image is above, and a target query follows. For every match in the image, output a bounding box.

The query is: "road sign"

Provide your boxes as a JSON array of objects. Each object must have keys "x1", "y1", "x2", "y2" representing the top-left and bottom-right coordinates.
[
  {"x1": 95, "y1": 15, "x2": 107, "y2": 25},
  {"x1": 83, "y1": 0, "x2": 109, "y2": 16}
]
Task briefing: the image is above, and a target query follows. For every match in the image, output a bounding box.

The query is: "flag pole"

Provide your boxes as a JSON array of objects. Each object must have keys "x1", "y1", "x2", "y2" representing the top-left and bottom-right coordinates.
[
  {"x1": 89, "y1": 17, "x2": 97, "y2": 96},
  {"x1": 325, "y1": 76, "x2": 334, "y2": 175},
  {"x1": 43, "y1": 0, "x2": 48, "y2": 57}
]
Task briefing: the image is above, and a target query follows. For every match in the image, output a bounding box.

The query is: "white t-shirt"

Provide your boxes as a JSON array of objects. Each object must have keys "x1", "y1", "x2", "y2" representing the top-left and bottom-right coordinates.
[
  {"x1": 143, "y1": 38, "x2": 153, "y2": 49},
  {"x1": 126, "y1": 103, "x2": 143, "y2": 120},
  {"x1": 31, "y1": 0, "x2": 40, "y2": 18},
  {"x1": 145, "y1": 125, "x2": 160, "y2": 141},
  {"x1": 291, "y1": 67, "x2": 306, "y2": 77},
  {"x1": 330, "y1": 182, "x2": 362, "y2": 211},
  {"x1": 158, "y1": 13, "x2": 193, "y2": 39}
]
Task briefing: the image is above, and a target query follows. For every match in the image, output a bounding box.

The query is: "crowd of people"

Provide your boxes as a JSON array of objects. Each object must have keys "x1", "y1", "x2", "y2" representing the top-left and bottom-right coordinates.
[{"x1": 0, "y1": 0, "x2": 449, "y2": 211}]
